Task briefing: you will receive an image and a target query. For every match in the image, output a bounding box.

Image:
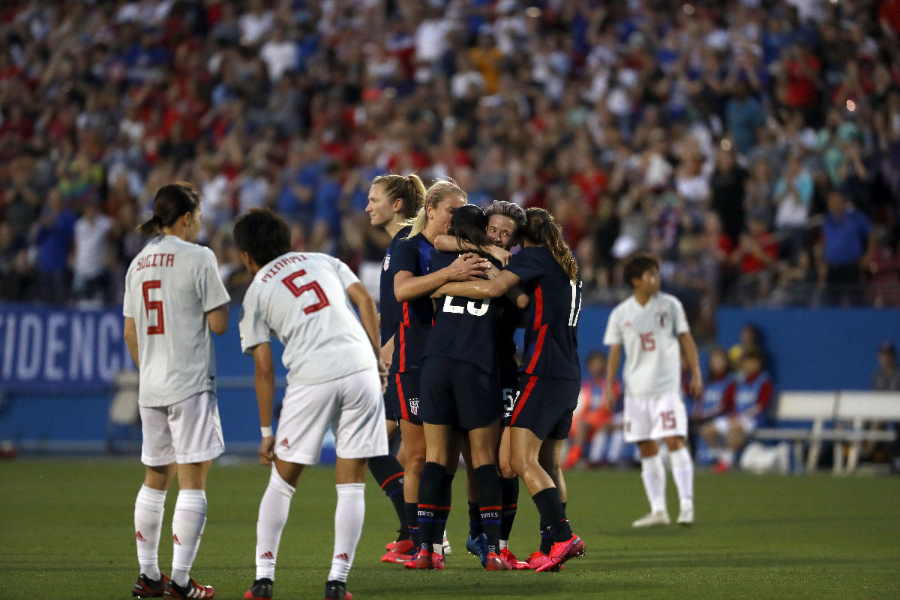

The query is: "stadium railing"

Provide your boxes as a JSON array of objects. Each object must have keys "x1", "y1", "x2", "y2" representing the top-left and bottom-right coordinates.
[{"x1": 754, "y1": 391, "x2": 900, "y2": 474}]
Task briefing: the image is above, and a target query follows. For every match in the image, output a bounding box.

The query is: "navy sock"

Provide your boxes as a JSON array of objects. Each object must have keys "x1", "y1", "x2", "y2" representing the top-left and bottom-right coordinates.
[
  {"x1": 417, "y1": 462, "x2": 449, "y2": 550},
  {"x1": 468, "y1": 501, "x2": 483, "y2": 538},
  {"x1": 532, "y1": 487, "x2": 571, "y2": 543},
  {"x1": 500, "y1": 477, "x2": 519, "y2": 541},
  {"x1": 473, "y1": 465, "x2": 502, "y2": 555},
  {"x1": 369, "y1": 455, "x2": 407, "y2": 538}
]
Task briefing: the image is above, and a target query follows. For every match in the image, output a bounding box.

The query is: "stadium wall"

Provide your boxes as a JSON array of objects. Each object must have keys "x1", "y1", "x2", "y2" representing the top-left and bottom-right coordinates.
[{"x1": 0, "y1": 303, "x2": 897, "y2": 450}]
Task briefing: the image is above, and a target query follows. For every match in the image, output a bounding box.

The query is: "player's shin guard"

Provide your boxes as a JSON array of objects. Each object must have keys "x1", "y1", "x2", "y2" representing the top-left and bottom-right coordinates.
[
  {"x1": 467, "y1": 501, "x2": 483, "y2": 539},
  {"x1": 134, "y1": 485, "x2": 167, "y2": 581},
  {"x1": 532, "y1": 487, "x2": 571, "y2": 544},
  {"x1": 473, "y1": 465, "x2": 503, "y2": 555},
  {"x1": 369, "y1": 455, "x2": 407, "y2": 539},
  {"x1": 500, "y1": 477, "x2": 518, "y2": 549},
  {"x1": 171, "y1": 490, "x2": 207, "y2": 588},
  {"x1": 255, "y1": 466, "x2": 296, "y2": 581},
  {"x1": 328, "y1": 483, "x2": 365, "y2": 583},
  {"x1": 405, "y1": 502, "x2": 420, "y2": 546},
  {"x1": 417, "y1": 462, "x2": 449, "y2": 552}
]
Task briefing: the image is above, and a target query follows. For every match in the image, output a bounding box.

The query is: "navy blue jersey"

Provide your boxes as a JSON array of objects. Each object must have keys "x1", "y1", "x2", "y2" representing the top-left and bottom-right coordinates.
[
  {"x1": 379, "y1": 225, "x2": 412, "y2": 345},
  {"x1": 496, "y1": 300, "x2": 521, "y2": 382},
  {"x1": 425, "y1": 251, "x2": 504, "y2": 374},
  {"x1": 390, "y1": 232, "x2": 437, "y2": 373},
  {"x1": 506, "y1": 246, "x2": 582, "y2": 381}
]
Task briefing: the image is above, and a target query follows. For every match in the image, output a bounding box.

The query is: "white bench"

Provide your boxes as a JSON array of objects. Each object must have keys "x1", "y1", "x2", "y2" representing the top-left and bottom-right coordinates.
[{"x1": 753, "y1": 391, "x2": 899, "y2": 473}]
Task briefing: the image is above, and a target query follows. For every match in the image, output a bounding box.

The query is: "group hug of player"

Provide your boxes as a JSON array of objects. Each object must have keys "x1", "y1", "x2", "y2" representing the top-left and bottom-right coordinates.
[{"x1": 125, "y1": 175, "x2": 704, "y2": 600}]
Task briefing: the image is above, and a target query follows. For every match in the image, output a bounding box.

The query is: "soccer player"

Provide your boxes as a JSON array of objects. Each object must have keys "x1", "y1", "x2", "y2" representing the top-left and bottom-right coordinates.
[
  {"x1": 435, "y1": 207, "x2": 586, "y2": 573},
  {"x1": 390, "y1": 180, "x2": 489, "y2": 564},
  {"x1": 364, "y1": 173, "x2": 425, "y2": 562},
  {"x1": 124, "y1": 183, "x2": 229, "y2": 600},
  {"x1": 234, "y1": 209, "x2": 389, "y2": 600},
  {"x1": 410, "y1": 205, "x2": 515, "y2": 571},
  {"x1": 702, "y1": 349, "x2": 773, "y2": 472},
  {"x1": 602, "y1": 254, "x2": 703, "y2": 528}
]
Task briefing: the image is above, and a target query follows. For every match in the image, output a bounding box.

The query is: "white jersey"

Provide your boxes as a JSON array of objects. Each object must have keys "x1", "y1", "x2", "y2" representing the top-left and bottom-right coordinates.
[
  {"x1": 603, "y1": 292, "x2": 689, "y2": 398},
  {"x1": 239, "y1": 252, "x2": 377, "y2": 385},
  {"x1": 123, "y1": 235, "x2": 231, "y2": 407}
]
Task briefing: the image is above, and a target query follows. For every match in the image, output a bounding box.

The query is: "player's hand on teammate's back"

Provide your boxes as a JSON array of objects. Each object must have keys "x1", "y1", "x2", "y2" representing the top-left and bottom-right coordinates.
[
  {"x1": 258, "y1": 435, "x2": 275, "y2": 465},
  {"x1": 448, "y1": 253, "x2": 490, "y2": 281}
]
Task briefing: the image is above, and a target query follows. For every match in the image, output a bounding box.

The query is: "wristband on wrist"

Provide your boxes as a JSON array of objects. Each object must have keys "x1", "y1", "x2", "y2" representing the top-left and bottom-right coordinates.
[{"x1": 261, "y1": 426, "x2": 273, "y2": 437}]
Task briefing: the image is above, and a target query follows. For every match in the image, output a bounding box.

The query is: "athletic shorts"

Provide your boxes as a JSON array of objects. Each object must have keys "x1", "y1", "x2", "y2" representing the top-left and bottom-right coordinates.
[
  {"x1": 509, "y1": 374, "x2": 578, "y2": 441},
  {"x1": 420, "y1": 357, "x2": 502, "y2": 431},
  {"x1": 500, "y1": 369, "x2": 519, "y2": 426},
  {"x1": 713, "y1": 413, "x2": 759, "y2": 436},
  {"x1": 140, "y1": 391, "x2": 224, "y2": 467},
  {"x1": 386, "y1": 371, "x2": 422, "y2": 425},
  {"x1": 275, "y1": 367, "x2": 389, "y2": 465},
  {"x1": 623, "y1": 392, "x2": 688, "y2": 443}
]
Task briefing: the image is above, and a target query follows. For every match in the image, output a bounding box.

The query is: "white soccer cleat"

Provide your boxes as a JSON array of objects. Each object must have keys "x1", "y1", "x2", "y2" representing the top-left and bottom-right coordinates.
[
  {"x1": 442, "y1": 531, "x2": 452, "y2": 555},
  {"x1": 632, "y1": 510, "x2": 670, "y2": 528},
  {"x1": 677, "y1": 505, "x2": 694, "y2": 526}
]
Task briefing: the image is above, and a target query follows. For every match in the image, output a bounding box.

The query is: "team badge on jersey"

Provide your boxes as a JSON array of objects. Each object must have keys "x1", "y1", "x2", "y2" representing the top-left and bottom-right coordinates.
[
  {"x1": 409, "y1": 398, "x2": 419, "y2": 415},
  {"x1": 383, "y1": 253, "x2": 391, "y2": 271}
]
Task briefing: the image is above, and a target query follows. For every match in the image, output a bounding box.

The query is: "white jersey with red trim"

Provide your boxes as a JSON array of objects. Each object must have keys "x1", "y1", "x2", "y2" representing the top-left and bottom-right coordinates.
[
  {"x1": 123, "y1": 235, "x2": 230, "y2": 408},
  {"x1": 603, "y1": 292, "x2": 689, "y2": 398},
  {"x1": 239, "y1": 252, "x2": 377, "y2": 385}
]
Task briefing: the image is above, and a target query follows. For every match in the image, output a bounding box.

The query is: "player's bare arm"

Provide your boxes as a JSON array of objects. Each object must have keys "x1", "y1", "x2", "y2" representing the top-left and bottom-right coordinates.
[
  {"x1": 346, "y1": 282, "x2": 388, "y2": 389},
  {"x1": 433, "y1": 269, "x2": 520, "y2": 299},
  {"x1": 123, "y1": 317, "x2": 139, "y2": 367},
  {"x1": 678, "y1": 332, "x2": 704, "y2": 398},
  {"x1": 206, "y1": 304, "x2": 229, "y2": 335},
  {"x1": 604, "y1": 344, "x2": 622, "y2": 412},
  {"x1": 433, "y1": 234, "x2": 511, "y2": 265},
  {"x1": 380, "y1": 335, "x2": 394, "y2": 370},
  {"x1": 394, "y1": 253, "x2": 490, "y2": 301},
  {"x1": 251, "y1": 342, "x2": 276, "y2": 465}
]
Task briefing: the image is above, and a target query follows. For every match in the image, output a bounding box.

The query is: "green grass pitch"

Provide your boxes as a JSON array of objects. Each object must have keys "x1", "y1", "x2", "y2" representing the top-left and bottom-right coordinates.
[{"x1": 1, "y1": 459, "x2": 899, "y2": 599}]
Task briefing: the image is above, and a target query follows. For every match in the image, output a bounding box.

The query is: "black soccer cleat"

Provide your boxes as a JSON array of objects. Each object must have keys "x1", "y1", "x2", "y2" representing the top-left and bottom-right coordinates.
[
  {"x1": 324, "y1": 579, "x2": 352, "y2": 600},
  {"x1": 243, "y1": 578, "x2": 273, "y2": 600},
  {"x1": 132, "y1": 573, "x2": 169, "y2": 598}
]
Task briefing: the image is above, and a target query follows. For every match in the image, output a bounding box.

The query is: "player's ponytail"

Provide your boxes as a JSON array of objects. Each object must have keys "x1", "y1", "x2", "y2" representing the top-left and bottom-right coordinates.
[
  {"x1": 138, "y1": 182, "x2": 200, "y2": 236},
  {"x1": 406, "y1": 179, "x2": 467, "y2": 239},
  {"x1": 371, "y1": 173, "x2": 426, "y2": 220},
  {"x1": 522, "y1": 207, "x2": 578, "y2": 281}
]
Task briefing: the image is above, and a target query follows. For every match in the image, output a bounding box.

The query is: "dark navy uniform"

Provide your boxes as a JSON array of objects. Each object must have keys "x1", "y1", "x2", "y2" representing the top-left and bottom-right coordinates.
[
  {"x1": 505, "y1": 246, "x2": 583, "y2": 440},
  {"x1": 421, "y1": 252, "x2": 504, "y2": 430},
  {"x1": 386, "y1": 232, "x2": 438, "y2": 424},
  {"x1": 498, "y1": 302, "x2": 522, "y2": 426},
  {"x1": 379, "y1": 225, "x2": 411, "y2": 422}
]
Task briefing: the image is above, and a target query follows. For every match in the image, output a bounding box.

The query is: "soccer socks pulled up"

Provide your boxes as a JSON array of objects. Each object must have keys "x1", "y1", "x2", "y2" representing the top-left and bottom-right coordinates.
[
  {"x1": 640, "y1": 454, "x2": 667, "y2": 514},
  {"x1": 405, "y1": 502, "x2": 420, "y2": 546},
  {"x1": 668, "y1": 447, "x2": 694, "y2": 508},
  {"x1": 532, "y1": 487, "x2": 572, "y2": 544},
  {"x1": 468, "y1": 501, "x2": 483, "y2": 539},
  {"x1": 417, "y1": 462, "x2": 450, "y2": 551},
  {"x1": 255, "y1": 467, "x2": 296, "y2": 581},
  {"x1": 473, "y1": 465, "x2": 503, "y2": 555},
  {"x1": 500, "y1": 476, "x2": 519, "y2": 548},
  {"x1": 328, "y1": 483, "x2": 365, "y2": 583},
  {"x1": 171, "y1": 489, "x2": 207, "y2": 587},
  {"x1": 134, "y1": 485, "x2": 167, "y2": 580},
  {"x1": 368, "y1": 455, "x2": 407, "y2": 538}
]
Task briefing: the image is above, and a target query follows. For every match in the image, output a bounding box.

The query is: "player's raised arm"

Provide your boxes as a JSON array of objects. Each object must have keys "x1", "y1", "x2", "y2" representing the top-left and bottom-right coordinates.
[
  {"x1": 394, "y1": 252, "x2": 489, "y2": 301},
  {"x1": 250, "y1": 342, "x2": 276, "y2": 465},
  {"x1": 124, "y1": 317, "x2": 139, "y2": 367}
]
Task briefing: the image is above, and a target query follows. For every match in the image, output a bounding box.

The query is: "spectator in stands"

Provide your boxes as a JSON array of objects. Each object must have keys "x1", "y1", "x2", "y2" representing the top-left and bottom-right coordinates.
[
  {"x1": 32, "y1": 190, "x2": 76, "y2": 305},
  {"x1": 873, "y1": 342, "x2": 900, "y2": 391},
  {"x1": 818, "y1": 189, "x2": 873, "y2": 306},
  {"x1": 732, "y1": 215, "x2": 779, "y2": 304},
  {"x1": 72, "y1": 200, "x2": 113, "y2": 308},
  {"x1": 564, "y1": 350, "x2": 623, "y2": 469},
  {"x1": 703, "y1": 349, "x2": 775, "y2": 473}
]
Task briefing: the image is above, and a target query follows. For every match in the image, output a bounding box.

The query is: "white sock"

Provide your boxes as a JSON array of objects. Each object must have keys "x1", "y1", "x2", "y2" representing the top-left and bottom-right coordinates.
[
  {"x1": 328, "y1": 483, "x2": 365, "y2": 583},
  {"x1": 134, "y1": 485, "x2": 167, "y2": 580},
  {"x1": 640, "y1": 454, "x2": 667, "y2": 514},
  {"x1": 588, "y1": 431, "x2": 608, "y2": 463},
  {"x1": 608, "y1": 430, "x2": 624, "y2": 463},
  {"x1": 668, "y1": 447, "x2": 694, "y2": 509},
  {"x1": 171, "y1": 489, "x2": 207, "y2": 587},
  {"x1": 499, "y1": 539, "x2": 509, "y2": 551},
  {"x1": 255, "y1": 467, "x2": 296, "y2": 581}
]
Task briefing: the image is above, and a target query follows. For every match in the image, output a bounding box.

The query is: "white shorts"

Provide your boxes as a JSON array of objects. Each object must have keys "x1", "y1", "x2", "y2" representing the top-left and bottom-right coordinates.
[
  {"x1": 623, "y1": 392, "x2": 688, "y2": 443},
  {"x1": 276, "y1": 367, "x2": 388, "y2": 465},
  {"x1": 713, "y1": 414, "x2": 757, "y2": 436},
  {"x1": 140, "y1": 391, "x2": 225, "y2": 466}
]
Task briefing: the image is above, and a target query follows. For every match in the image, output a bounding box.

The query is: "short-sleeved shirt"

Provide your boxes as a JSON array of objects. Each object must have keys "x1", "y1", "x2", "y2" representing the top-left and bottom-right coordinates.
[
  {"x1": 603, "y1": 292, "x2": 690, "y2": 397},
  {"x1": 425, "y1": 251, "x2": 504, "y2": 374},
  {"x1": 379, "y1": 225, "x2": 412, "y2": 345},
  {"x1": 823, "y1": 210, "x2": 871, "y2": 266},
  {"x1": 390, "y1": 232, "x2": 437, "y2": 373},
  {"x1": 123, "y1": 235, "x2": 230, "y2": 407},
  {"x1": 506, "y1": 246, "x2": 582, "y2": 381},
  {"x1": 239, "y1": 252, "x2": 377, "y2": 385}
]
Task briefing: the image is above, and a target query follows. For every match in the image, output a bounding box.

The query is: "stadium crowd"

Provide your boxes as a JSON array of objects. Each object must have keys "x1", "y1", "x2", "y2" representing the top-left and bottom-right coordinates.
[{"x1": 1, "y1": 0, "x2": 899, "y2": 324}]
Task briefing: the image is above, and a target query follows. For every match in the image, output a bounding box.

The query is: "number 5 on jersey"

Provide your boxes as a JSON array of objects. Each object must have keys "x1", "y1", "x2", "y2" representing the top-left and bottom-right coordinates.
[
  {"x1": 282, "y1": 270, "x2": 330, "y2": 314},
  {"x1": 142, "y1": 280, "x2": 165, "y2": 335}
]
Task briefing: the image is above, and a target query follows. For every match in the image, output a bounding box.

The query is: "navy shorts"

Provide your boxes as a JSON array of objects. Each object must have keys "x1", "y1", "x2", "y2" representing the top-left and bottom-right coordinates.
[
  {"x1": 509, "y1": 374, "x2": 579, "y2": 440},
  {"x1": 420, "y1": 357, "x2": 502, "y2": 431},
  {"x1": 500, "y1": 368, "x2": 519, "y2": 426},
  {"x1": 385, "y1": 371, "x2": 422, "y2": 425}
]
